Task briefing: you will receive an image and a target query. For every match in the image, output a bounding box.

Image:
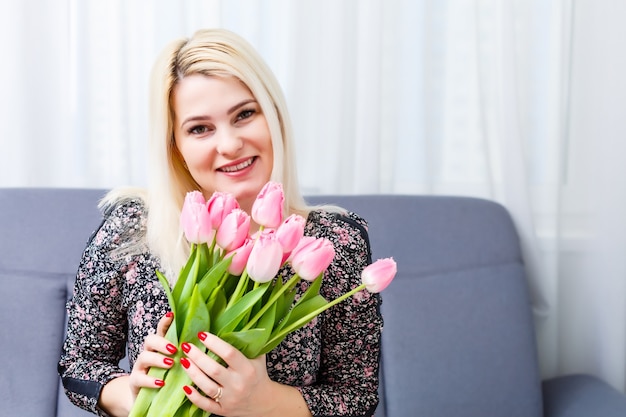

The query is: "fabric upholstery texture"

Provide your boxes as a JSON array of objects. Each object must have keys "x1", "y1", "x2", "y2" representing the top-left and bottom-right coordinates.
[{"x1": 1, "y1": 189, "x2": 625, "y2": 417}]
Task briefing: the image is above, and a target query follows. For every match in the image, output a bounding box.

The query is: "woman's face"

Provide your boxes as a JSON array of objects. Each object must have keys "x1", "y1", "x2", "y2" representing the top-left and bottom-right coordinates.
[{"x1": 173, "y1": 74, "x2": 273, "y2": 213}]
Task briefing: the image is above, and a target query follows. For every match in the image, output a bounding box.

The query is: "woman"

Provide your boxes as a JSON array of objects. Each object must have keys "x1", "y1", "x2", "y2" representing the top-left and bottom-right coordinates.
[{"x1": 59, "y1": 28, "x2": 382, "y2": 417}]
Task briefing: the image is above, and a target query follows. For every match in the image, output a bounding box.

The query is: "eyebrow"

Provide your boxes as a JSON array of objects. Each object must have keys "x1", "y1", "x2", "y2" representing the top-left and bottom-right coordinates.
[{"x1": 180, "y1": 99, "x2": 257, "y2": 127}]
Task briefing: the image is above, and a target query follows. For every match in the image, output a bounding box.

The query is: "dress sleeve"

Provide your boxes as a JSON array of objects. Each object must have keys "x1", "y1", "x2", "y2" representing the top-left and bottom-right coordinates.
[
  {"x1": 298, "y1": 212, "x2": 383, "y2": 417},
  {"x1": 58, "y1": 200, "x2": 144, "y2": 416}
]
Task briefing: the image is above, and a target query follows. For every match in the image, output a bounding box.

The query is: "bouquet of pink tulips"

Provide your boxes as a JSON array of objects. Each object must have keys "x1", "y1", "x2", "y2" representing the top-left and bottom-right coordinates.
[{"x1": 129, "y1": 182, "x2": 396, "y2": 417}]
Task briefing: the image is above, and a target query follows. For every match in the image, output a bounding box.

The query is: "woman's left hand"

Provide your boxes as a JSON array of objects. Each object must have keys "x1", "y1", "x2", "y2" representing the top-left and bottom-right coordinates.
[{"x1": 179, "y1": 331, "x2": 276, "y2": 416}]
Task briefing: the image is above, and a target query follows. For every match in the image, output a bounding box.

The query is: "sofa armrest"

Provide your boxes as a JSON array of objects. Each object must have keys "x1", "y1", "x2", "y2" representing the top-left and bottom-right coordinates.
[{"x1": 543, "y1": 374, "x2": 626, "y2": 417}]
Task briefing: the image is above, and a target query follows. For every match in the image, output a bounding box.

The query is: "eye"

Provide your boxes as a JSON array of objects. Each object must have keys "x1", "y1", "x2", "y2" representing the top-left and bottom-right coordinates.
[
  {"x1": 188, "y1": 125, "x2": 212, "y2": 135},
  {"x1": 236, "y1": 108, "x2": 256, "y2": 122}
]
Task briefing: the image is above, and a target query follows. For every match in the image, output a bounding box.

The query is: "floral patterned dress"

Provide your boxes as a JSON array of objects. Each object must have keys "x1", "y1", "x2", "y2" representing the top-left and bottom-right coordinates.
[{"x1": 58, "y1": 199, "x2": 383, "y2": 417}]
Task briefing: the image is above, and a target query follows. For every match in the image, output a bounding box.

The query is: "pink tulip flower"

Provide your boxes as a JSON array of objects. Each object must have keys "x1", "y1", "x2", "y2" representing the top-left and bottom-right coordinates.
[
  {"x1": 246, "y1": 230, "x2": 284, "y2": 283},
  {"x1": 276, "y1": 214, "x2": 306, "y2": 253},
  {"x1": 216, "y1": 209, "x2": 251, "y2": 252},
  {"x1": 225, "y1": 237, "x2": 255, "y2": 276},
  {"x1": 361, "y1": 258, "x2": 397, "y2": 293},
  {"x1": 180, "y1": 191, "x2": 214, "y2": 244},
  {"x1": 207, "y1": 191, "x2": 240, "y2": 230},
  {"x1": 251, "y1": 182, "x2": 284, "y2": 229},
  {"x1": 290, "y1": 236, "x2": 335, "y2": 281}
]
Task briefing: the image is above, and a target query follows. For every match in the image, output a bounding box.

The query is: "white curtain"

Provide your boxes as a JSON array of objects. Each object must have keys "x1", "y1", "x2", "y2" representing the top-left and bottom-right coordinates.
[{"x1": 1, "y1": 0, "x2": 625, "y2": 393}]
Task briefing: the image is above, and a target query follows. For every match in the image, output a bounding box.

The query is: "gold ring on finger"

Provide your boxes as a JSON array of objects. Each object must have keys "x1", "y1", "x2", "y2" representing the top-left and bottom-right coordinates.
[{"x1": 212, "y1": 386, "x2": 223, "y2": 403}]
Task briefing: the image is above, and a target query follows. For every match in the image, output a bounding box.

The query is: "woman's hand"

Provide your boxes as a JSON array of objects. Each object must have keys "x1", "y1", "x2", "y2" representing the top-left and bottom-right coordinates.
[
  {"x1": 180, "y1": 331, "x2": 313, "y2": 416},
  {"x1": 128, "y1": 312, "x2": 177, "y2": 398},
  {"x1": 178, "y1": 331, "x2": 276, "y2": 416},
  {"x1": 98, "y1": 312, "x2": 177, "y2": 417}
]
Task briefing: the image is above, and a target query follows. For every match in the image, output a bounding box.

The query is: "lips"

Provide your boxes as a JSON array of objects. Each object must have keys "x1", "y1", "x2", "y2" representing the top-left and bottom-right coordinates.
[{"x1": 218, "y1": 156, "x2": 256, "y2": 173}]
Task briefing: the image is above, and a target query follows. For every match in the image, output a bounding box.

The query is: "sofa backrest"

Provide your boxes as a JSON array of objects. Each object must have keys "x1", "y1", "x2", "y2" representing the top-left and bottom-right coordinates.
[
  {"x1": 0, "y1": 189, "x2": 543, "y2": 417},
  {"x1": 307, "y1": 195, "x2": 543, "y2": 417}
]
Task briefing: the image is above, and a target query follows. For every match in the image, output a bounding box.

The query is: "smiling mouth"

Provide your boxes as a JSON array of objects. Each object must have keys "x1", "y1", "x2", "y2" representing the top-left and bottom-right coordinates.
[{"x1": 218, "y1": 157, "x2": 256, "y2": 173}]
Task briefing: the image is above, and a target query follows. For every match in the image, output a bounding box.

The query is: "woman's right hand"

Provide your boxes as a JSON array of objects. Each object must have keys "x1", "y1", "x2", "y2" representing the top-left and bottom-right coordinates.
[
  {"x1": 128, "y1": 311, "x2": 177, "y2": 398},
  {"x1": 98, "y1": 312, "x2": 176, "y2": 416}
]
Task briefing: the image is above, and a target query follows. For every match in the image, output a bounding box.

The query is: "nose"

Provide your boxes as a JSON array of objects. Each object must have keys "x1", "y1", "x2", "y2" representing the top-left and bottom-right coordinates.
[{"x1": 215, "y1": 129, "x2": 243, "y2": 156}]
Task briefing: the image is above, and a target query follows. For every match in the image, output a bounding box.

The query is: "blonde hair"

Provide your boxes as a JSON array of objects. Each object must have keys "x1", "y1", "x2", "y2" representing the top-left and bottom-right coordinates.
[{"x1": 103, "y1": 28, "x2": 314, "y2": 280}]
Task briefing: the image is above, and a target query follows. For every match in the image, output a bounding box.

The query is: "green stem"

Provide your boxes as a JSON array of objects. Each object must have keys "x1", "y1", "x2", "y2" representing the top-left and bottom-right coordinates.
[
  {"x1": 213, "y1": 270, "x2": 230, "y2": 293},
  {"x1": 265, "y1": 283, "x2": 367, "y2": 347},
  {"x1": 226, "y1": 270, "x2": 249, "y2": 310},
  {"x1": 243, "y1": 273, "x2": 300, "y2": 331}
]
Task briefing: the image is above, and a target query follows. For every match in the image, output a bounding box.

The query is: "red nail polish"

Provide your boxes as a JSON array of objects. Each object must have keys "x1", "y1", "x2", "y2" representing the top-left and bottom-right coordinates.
[
  {"x1": 166, "y1": 344, "x2": 178, "y2": 354},
  {"x1": 155, "y1": 379, "x2": 165, "y2": 387},
  {"x1": 180, "y1": 357, "x2": 190, "y2": 369},
  {"x1": 198, "y1": 331, "x2": 207, "y2": 341},
  {"x1": 163, "y1": 357, "x2": 174, "y2": 366},
  {"x1": 165, "y1": 311, "x2": 174, "y2": 318},
  {"x1": 181, "y1": 342, "x2": 191, "y2": 353},
  {"x1": 183, "y1": 385, "x2": 192, "y2": 395}
]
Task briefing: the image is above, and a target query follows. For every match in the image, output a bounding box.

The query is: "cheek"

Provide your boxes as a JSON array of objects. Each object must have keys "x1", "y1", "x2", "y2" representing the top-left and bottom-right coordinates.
[{"x1": 177, "y1": 140, "x2": 209, "y2": 168}]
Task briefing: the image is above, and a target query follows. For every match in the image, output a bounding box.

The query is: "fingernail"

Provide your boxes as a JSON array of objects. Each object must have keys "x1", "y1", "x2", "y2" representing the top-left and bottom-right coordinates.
[
  {"x1": 198, "y1": 331, "x2": 207, "y2": 341},
  {"x1": 165, "y1": 311, "x2": 174, "y2": 318},
  {"x1": 163, "y1": 357, "x2": 174, "y2": 366},
  {"x1": 183, "y1": 385, "x2": 192, "y2": 395},
  {"x1": 166, "y1": 344, "x2": 178, "y2": 354},
  {"x1": 181, "y1": 342, "x2": 191, "y2": 353},
  {"x1": 155, "y1": 379, "x2": 165, "y2": 387},
  {"x1": 180, "y1": 357, "x2": 190, "y2": 369}
]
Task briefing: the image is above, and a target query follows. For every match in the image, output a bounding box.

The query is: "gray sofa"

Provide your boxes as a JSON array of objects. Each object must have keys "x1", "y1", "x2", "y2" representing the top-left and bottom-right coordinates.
[{"x1": 1, "y1": 188, "x2": 626, "y2": 417}]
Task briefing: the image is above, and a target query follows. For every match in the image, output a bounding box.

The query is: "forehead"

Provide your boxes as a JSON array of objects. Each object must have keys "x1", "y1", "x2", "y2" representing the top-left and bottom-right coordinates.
[
  {"x1": 172, "y1": 74, "x2": 255, "y2": 114},
  {"x1": 172, "y1": 74, "x2": 252, "y2": 99}
]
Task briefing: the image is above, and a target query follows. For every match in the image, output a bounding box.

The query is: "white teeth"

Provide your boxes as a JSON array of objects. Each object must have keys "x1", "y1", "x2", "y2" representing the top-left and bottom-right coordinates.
[{"x1": 220, "y1": 157, "x2": 254, "y2": 172}]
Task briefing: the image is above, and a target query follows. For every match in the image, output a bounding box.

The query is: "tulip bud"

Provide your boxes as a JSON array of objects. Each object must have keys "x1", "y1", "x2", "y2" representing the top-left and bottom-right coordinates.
[
  {"x1": 276, "y1": 214, "x2": 306, "y2": 253},
  {"x1": 216, "y1": 209, "x2": 251, "y2": 252},
  {"x1": 180, "y1": 191, "x2": 214, "y2": 244},
  {"x1": 290, "y1": 236, "x2": 335, "y2": 281},
  {"x1": 361, "y1": 258, "x2": 396, "y2": 293},
  {"x1": 246, "y1": 230, "x2": 284, "y2": 283},
  {"x1": 225, "y1": 238, "x2": 255, "y2": 276},
  {"x1": 251, "y1": 182, "x2": 284, "y2": 229},
  {"x1": 207, "y1": 191, "x2": 240, "y2": 230}
]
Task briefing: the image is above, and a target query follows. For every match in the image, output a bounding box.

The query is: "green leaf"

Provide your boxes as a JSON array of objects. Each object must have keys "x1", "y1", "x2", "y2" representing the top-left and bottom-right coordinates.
[
  {"x1": 259, "y1": 333, "x2": 286, "y2": 355},
  {"x1": 129, "y1": 382, "x2": 159, "y2": 417},
  {"x1": 262, "y1": 287, "x2": 334, "y2": 353},
  {"x1": 188, "y1": 401, "x2": 208, "y2": 417},
  {"x1": 146, "y1": 360, "x2": 191, "y2": 417},
  {"x1": 197, "y1": 256, "x2": 232, "y2": 301},
  {"x1": 221, "y1": 328, "x2": 268, "y2": 356},
  {"x1": 146, "y1": 287, "x2": 209, "y2": 417},
  {"x1": 172, "y1": 245, "x2": 201, "y2": 330},
  {"x1": 251, "y1": 277, "x2": 280, "y2": 318},
  {"x1": 222, "y1": 274, "x2": 240, "y2": 299},
  {"x1": 274, "y1": 286, "x2": 297, "y2": 328},
  {"x1": 197, "y1": 242, "x2": 212, "y2": 275},
  {"x1": 155, "y1": 270, "x2": 175, "y2": 313},
  {"x1": 213, "y1": 284, "x2": 270, "y2": 335},
  {"x1": 208, "y1": 287, "x2": 227, "y2": 326},
  {"x1": 262, "y1": 295, "x2": 328, "y2": 355},
  {"x1": 129, "y1": 309, "x2": 180, "y2": 417},
  {"x1": 294, "y1": 273, "x2": 323, "y2": 307},
  {"x1": 172, "y1": 398, "x2": 192, "y2": 417},
  {"x1": 180, "y1": 286, "x2": 210, "y2": 346},
  {"x1": 245, "y1": 301, "x2": 276, "y2": 357},
  {"x1": 273, "y1": 277, "x2": 323, "y2": 333},
  {"x1": 172, "y1": 244, "x2": 197, "y2": 303}
]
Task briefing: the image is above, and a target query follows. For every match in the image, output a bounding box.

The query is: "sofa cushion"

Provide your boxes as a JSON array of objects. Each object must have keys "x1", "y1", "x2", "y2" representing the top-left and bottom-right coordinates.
[
  {"x1": 0, "y1": 188, "x2": 106, "y2": 417},
  {"x1": 381, "y1": 263, "x2": 542, "y2": 416},
  {"x1": 0, "y1": 270, "x2": 69, "y2": 416}
]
